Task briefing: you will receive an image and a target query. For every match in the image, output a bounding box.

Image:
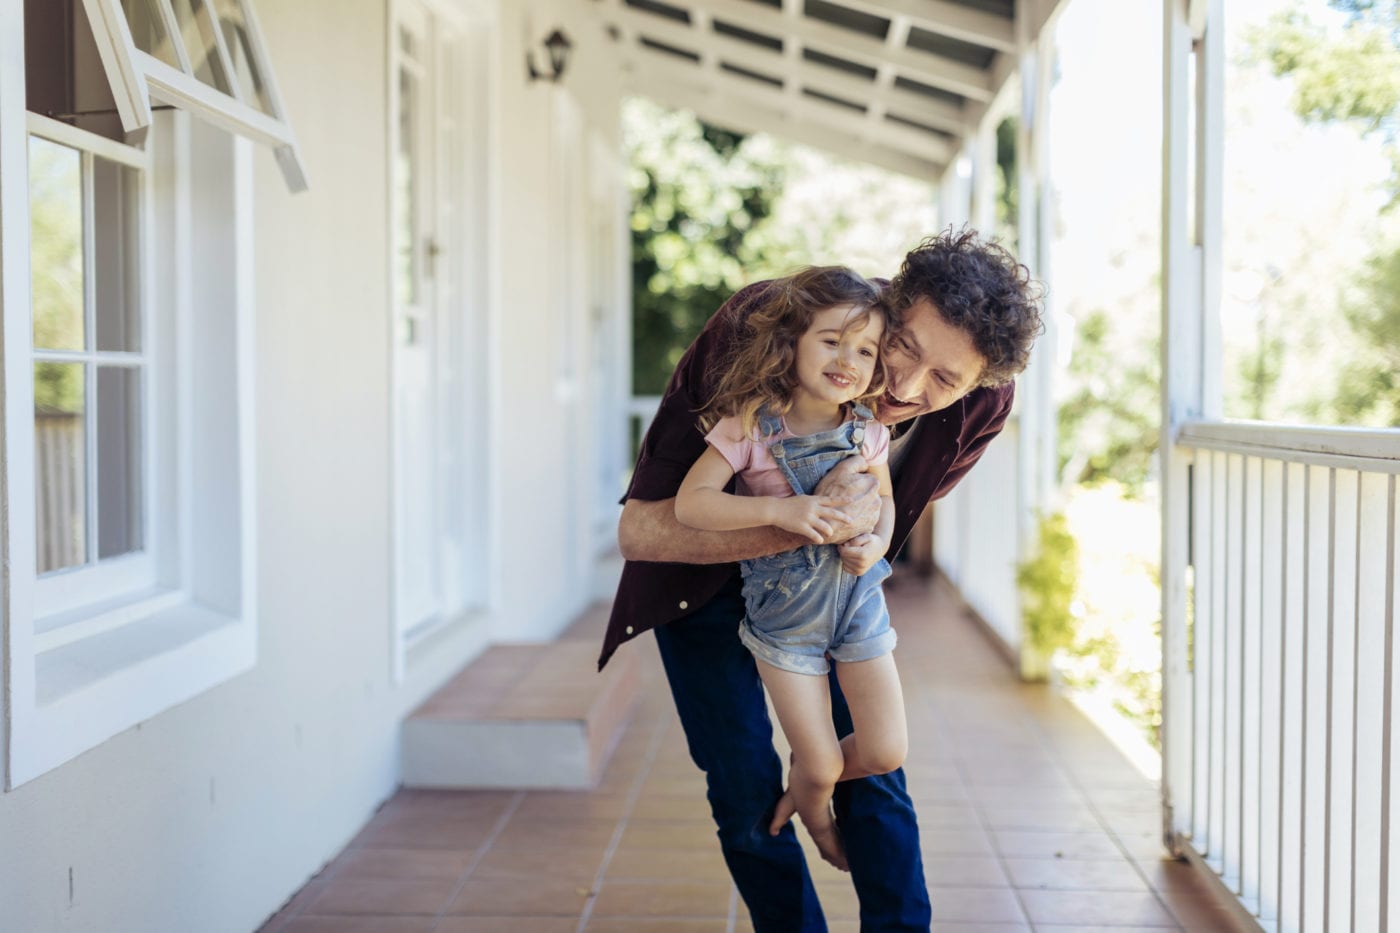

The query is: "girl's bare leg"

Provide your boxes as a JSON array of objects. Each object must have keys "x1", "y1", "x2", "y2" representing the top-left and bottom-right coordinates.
[
  {"x1": 755, "y1": 659, "x2": 849, "y2": 871},
  {"x1": 768, "y1": 654, "x2": 908, "y2": 834}
]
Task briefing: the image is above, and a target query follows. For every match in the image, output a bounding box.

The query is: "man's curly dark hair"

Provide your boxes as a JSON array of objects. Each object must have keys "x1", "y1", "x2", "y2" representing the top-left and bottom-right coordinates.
[{"x1": 886, "y1": 227, "x2": 1044, "y2": 387}]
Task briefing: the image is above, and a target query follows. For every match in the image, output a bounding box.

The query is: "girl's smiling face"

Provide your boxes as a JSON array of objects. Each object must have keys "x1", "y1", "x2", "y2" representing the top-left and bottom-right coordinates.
[{"x1": 791, "y1": 303, "x2": 884, "y2": 411}]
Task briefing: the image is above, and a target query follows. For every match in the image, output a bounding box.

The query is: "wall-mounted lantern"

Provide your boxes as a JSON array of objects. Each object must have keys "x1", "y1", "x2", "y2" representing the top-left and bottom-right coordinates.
[{"x1": 527, "y1": 29, "x2": 573, "y2": 84}]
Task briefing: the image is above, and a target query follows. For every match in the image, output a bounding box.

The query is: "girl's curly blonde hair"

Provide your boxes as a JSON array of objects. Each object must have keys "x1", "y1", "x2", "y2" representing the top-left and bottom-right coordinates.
[{"x1": 701, "y1": 266, "x2": 888, "y2": 438}]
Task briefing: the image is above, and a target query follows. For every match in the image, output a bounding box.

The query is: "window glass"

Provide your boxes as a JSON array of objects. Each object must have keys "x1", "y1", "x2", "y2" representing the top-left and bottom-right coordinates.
[
  {"x1": 96, "y1": 366, "x2": 144, "y2": 559},
  {"x1": 169, "y1": 0, "x2": 233, "y2": 95},
  {"x1": 210, "y1": 0, "x2": 274, "y2": 116},
  {"x1": 120, "y1": 0, "x2": 182, "y2": 68},
  {"x1": 92, "y1": 158, "x2": 142, "y2": 352},
  {"x1": 29, "y1": 136, "x2": 147, "y2": 575},
  {"x1": 396, "y1": 55, "x2": 420, "y2": 308},
  {"x1": 34, "y1": 363, "x2": 88, "y2": 574},
  {"x1": 29, "y1": 137, "x2": 85, "y2": 352}
]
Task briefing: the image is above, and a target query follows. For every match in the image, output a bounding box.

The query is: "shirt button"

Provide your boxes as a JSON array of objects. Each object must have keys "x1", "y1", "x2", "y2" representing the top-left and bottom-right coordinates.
[
  {"x1": 678, "y1": 600, "x2": 689, "y2": 610},
  {"x1": 625, "y1": 625, "x2": 634, "y2": 635}
]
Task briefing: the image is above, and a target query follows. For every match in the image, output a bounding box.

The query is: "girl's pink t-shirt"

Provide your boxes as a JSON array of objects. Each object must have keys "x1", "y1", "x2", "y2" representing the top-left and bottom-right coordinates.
[{"x1": 704, "y1": 413, "x2": 890, "y2": 499}]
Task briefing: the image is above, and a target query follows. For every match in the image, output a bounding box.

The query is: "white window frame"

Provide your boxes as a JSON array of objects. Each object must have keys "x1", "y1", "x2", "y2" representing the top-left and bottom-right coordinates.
[
  {"x1": 79, "y1": 0, "x2": 307, "y2": 191},
  {"x1": 27, "y1": 114, "x2": 161, "y2": 632},
  {"x1": 2, "y1": 0, "x2": 262, "y2": 788}
]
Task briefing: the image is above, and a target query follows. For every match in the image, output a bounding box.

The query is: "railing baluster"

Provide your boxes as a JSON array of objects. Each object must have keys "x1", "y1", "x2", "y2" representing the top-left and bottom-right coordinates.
[
  {"x1": 1210, "y1": 450, "x2": 1228, "y2": 870},
  {"x1": 1280, "y1": 462, "x2": 1307, "y2": 933},
  {"x1": 1329, "y1": 470, "x2": 1359, "y2": 932},
  {"x1": 1242, "y1": 457, "x2": 1263, "y2": 910},
  {"x1": 1225, "y1": 453, "x2": 1245, "y2": 890},
  {"x1": 1352, "y1": 471, "x2": 1390, "y2": 930},
  {"x1": 1193, "y1": 450, "x2": 1214, "y2": 845},
  {"x1": 1303, "y1": 464, "x2": 1331, "y2": 932},
  {"x1": 1385, "y1": 475, "x2": 1398, "y2": 931},
  {"x1": 1259, "y1": 459, "x2": 1283, "y2": 922}
]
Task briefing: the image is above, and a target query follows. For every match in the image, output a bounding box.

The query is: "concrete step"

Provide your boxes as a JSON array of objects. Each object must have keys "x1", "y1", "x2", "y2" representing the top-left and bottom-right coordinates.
[{"x1": 401, "y1": 637, "x2": 638, "y2": 790}]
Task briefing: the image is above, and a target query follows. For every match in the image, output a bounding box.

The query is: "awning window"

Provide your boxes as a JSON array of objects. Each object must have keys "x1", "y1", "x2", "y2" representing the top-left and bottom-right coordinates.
[{"x1": 80, "y1": 0, "x2": 307, "y2": 191}]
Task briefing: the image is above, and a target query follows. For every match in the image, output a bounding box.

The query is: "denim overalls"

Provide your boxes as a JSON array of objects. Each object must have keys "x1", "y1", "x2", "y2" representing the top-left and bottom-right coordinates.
[{"x1": 737, "y1": 404, "x2": 895, "y2": 675}]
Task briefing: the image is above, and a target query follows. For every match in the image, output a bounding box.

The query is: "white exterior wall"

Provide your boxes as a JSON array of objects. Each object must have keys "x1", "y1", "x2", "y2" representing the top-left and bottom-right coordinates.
[
  {"x1": 0, "y1": 1, "x2": 629, "y2": 930},
  {"x1": 934, "y1": 416, "x2": 1023, "y2": 656}
]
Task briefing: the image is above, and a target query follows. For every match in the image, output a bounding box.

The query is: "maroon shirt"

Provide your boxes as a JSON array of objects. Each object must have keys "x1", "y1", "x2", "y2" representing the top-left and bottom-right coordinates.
[{"x1": 598, "y1": 281, "x2": 1015, "y2": 670}]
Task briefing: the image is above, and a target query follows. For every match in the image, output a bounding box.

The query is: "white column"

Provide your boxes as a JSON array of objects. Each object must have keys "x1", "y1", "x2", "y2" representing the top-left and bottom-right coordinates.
[
  {"x1": 1160, "y1": 0, "x2": 1224, "y2": 855},
  {"x1": 1012, "y1": 8, "x2": 1060, "y2": 678}
]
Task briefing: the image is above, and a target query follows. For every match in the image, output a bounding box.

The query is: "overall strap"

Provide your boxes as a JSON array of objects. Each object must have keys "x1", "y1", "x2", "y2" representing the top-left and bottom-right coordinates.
[{"x1": 848, "y1": 402, "x2": 873, "y2": 448}]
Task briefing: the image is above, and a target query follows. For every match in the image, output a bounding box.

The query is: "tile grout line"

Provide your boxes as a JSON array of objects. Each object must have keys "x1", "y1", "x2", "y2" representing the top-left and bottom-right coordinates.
[
  {"x1": 427, "y1": 789, "x2": 527, "y2": 931},
  {"x1": 261, "y1": 797, "x2": 398, "y2": 931},
  {"x1": 925, "y1": 690, "x2": 1037, "y2": 931},
  {"x1": 573, "y1": 705, "x2": 673, "y2": 933},
  {"x1": 1016, "y1": 701, "x2": 1189, "y2": 932}
]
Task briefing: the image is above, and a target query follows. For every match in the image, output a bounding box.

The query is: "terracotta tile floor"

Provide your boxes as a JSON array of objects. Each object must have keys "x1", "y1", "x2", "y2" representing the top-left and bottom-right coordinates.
[{"x1": 258, "y1": 576, "x2": 1254, "y2": 933}]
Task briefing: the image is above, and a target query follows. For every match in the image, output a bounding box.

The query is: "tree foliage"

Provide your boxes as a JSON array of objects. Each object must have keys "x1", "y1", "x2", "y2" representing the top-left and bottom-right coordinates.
[
  {"x1": 1016, "y1": 511, "x2": 1080, "y2": 659},
  {"x1": 29, "y1": 138, "x2": 85, "y2": 414},
  {"x1": 1056, "y1": 309, "x2": 1159, "y2": 490},
  {"x1": 1251, "y1": 0, "x2": 1400, "y2": 205},
  {"x1": 1249, "y1": 0, "x2": 1400, "y2": 426},
  {"x1": 1313, "y1": 247, "x2": 1400, "y2": 423},
  {"x1": 626, "y1": 100, "x2": 784, "y2": 395}
]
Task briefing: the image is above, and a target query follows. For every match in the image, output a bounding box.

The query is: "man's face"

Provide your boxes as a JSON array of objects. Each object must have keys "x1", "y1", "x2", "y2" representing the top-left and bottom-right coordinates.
[{"x1": 876, "y1": 298, "x2": 987, "y2": 426}]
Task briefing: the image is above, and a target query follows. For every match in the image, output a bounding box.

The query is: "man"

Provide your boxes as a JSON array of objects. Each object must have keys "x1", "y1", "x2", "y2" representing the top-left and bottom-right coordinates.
[{"x1": 598, "y1": 228, "x2": 1044, "y2": 931}]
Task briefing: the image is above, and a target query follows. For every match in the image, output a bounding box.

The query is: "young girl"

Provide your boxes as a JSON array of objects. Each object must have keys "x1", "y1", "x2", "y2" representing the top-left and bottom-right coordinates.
[{"x1": 674, "y1": 266, "x2": 907, "y2": 872}]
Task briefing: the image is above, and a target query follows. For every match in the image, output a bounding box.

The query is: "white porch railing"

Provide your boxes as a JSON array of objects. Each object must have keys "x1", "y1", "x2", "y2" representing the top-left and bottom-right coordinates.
[
  {"x1": 627, "y1": 394, "x2": 662, "y2": 460},
  {"x1": 1166, "y1": 421, "x2": 1399, "y2": 932}
]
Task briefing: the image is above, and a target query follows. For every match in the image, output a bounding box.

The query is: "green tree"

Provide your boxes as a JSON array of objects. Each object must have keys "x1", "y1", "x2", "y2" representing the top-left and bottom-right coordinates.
[
  {"x1": 626, "y1": 99, "x2": 785, "y2": 395},
  {"x1": 1056, "y1": 310, "x2": 1160, "y2": 492},
  {"x1": 1250, "y1": 1, "x2": 1400, "y2": 426},
  {"x1": 1315, "y1": 248, "x2": 1400, "y2": 424},
  {"x1": 29, "y1": 138, "x2": 85, "y2": 414},
  {"x1": 1252, "y1": 0, "x2": 1400, "y2": 204}
]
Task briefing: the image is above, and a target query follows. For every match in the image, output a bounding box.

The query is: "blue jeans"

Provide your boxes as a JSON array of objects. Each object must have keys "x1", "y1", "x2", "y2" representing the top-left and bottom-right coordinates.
[{"x1": 654, "y1": 575, "x2": 931, "y2": 932}]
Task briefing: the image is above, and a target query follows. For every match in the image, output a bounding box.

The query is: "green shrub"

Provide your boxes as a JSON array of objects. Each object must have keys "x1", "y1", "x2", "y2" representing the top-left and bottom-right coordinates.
[{"x1": 1016, "y1": 512, "x2": 1080, "y2": 659}]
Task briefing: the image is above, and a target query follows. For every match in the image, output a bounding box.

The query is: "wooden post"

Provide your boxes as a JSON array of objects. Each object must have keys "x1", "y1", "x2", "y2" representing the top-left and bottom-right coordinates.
[{"x1": 1161, "y1": 0, "x2": 1223, "y2": 858}]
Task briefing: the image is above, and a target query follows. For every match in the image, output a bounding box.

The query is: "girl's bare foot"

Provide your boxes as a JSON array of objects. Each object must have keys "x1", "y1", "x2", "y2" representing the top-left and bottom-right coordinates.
[{"x1": 808, "y1": 822, "x2": 849, "y2": 872}]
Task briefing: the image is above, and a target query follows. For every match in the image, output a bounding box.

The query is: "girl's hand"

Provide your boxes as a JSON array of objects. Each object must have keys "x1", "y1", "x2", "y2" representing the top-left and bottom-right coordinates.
[
  {"x1": 837, "y1": 533, "x2": 888, "y2": 575},
  {"x1": 771, "y1": 496, "x2": 851, "y2": 544}
]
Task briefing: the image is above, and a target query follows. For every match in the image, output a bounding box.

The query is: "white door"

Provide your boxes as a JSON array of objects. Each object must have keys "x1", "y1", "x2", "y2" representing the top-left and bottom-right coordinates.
[{"x1": 392, "y1": 0, "x2": 442, "y2": 640}]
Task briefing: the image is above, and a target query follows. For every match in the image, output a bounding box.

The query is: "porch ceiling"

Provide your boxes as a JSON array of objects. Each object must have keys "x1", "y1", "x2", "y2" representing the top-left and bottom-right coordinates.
[{"x1": 598, "y1": 0, "x2": 1062, "y2": 181}]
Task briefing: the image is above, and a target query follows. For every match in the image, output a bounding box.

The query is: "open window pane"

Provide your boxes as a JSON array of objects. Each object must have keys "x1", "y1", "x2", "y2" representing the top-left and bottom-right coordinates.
[
  {"x1": 96, "y1": 366, "x2": 144, "y2": 560},
  {"x1": 396, "y1": 57, "x2": 420, "y2": 308},
  {"x1": 35, "y1": 363, "x2": 88, "y2": 574},
  {"x1": 211, "y1": 0, "x2": 273, "y2": 117},
  {"x1": 168, "y1": 0, "x2": 233, "y2": 95},
  {"x1": 29, "y1": 137, "x2": 86, "y2": 352},
  {"x1": 85, "y1": 0, "x2": 307, "y2": 190},
  {"x1": 119, "y1": 0, "x2": 181, "y2": 69},
  {"x1": 92, "y1": 156, "x2": 142, "y2": 352}
]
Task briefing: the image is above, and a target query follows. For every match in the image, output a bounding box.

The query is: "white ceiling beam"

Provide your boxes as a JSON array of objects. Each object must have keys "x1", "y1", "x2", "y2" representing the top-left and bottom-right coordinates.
[
  {"x1": 782, "y1": 0, "x2": 803, "y2": 109},
  {"x1": 833, "y1": 0, "x2": 1016, "y2": 54},
  {"x1": 617, "y1": 8, "x2": 968, "y2": 134},
  {"x1": 868, "y1": 14, "x2": 912, "y2": 129},
  {"x1": 627, "y1": 47, "x2": 953, "y2": 164},
  {"x1": 631, "y1": 69, "x2": 944, "y2": 181},
  {"x1": 690, "y1": 5, "x2": 719, "y2": 75},
  {"x1": 673, "y1": 0, "x2": 995, "y2": 101}
]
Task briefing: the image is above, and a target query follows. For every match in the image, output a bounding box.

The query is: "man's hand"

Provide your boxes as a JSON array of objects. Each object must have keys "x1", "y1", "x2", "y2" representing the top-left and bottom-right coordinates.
[
  {"x1": 813, "y1": 455, "x2": 881, "y2": 544},
  {"x1": 837, "y1": 533, "x2": 888, "y2": 575},
  {"x1": 770, "y1": 495, "x2": 852, "y2": 545}
]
